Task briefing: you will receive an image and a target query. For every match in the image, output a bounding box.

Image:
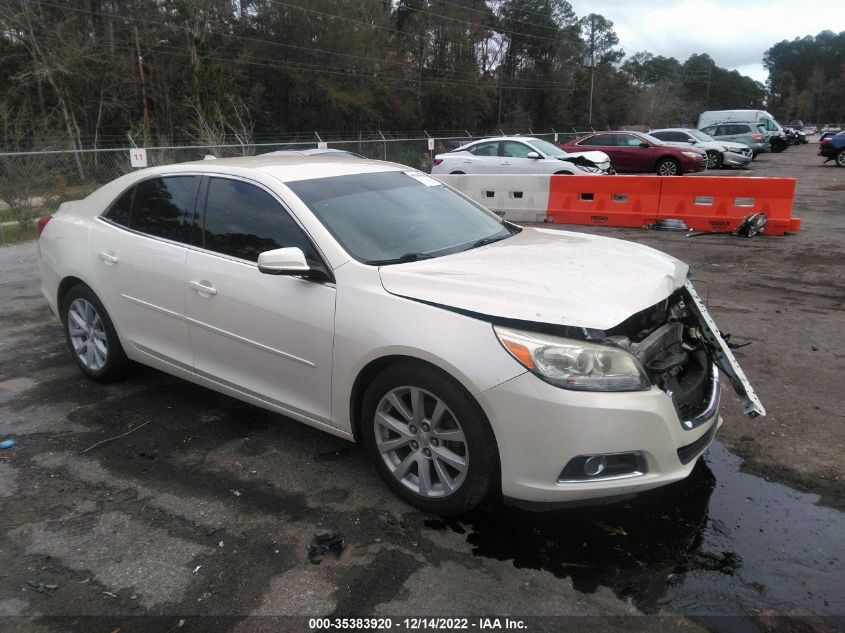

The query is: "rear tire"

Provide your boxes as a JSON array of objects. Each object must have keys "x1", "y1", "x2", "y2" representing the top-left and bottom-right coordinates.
[
  {"x1": 836, "y1": 149, "x2": 845, "y2": 168},
  {"x1": 361, "y1": 363, "x2": 498, "y2": 515},
  {"x1": 450, "y1": 171, "x2": 465, "y2": 175},
  {"x1": 61, "y1": 285, "x2": 131, "y2": 382},
  {"x1": 656, "y1": 158, "x2": 681, "y2": 176}
]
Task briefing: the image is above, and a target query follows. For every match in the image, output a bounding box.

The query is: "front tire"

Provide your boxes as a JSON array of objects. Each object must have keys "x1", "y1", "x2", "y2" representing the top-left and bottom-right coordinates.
[
  {"x1": 61, "y1": 285, "x2": 130, "y2": 382},
  {"x1": 361, "y1": 363, "x2": 498, "y2": 515},
  {"x1": 656, "y1": 158, "x2": 681, "y2": 176},
  {"x1": 705, "y1": 151, "x2": 722, "y2": 170}
]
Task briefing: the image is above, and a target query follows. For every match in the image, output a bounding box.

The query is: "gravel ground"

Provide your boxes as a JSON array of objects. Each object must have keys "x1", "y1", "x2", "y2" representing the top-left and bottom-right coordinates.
[{"x1": 0, "y1": 142, "x2": 842, "y2": 633}]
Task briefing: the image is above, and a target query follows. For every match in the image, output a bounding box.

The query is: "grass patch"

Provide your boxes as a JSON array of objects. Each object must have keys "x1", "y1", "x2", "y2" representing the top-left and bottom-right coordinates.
[{"x1": 0, "y1": 223, "x2": 38, "y2": 245}]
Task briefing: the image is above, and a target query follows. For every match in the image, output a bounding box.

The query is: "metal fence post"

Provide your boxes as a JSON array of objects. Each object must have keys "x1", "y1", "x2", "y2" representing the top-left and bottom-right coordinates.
[{"x1": 378, "y1": 130, "x2": 387, "y2": 161}]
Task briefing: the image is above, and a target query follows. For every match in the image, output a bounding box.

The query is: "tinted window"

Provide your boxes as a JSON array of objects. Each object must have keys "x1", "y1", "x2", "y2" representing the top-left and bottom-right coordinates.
[
  {"x1": 468, "y1": 141, "x2": 500, "y2": 156},
  {"x1": 618, "y1": 134, "x2": 644, "y2": 147},
  {"x1": 105, "y1": 188, "x2": 134, "y2": 227},
  {"x1": 650, "y1": 131, "x2": 670, "y2": 141},
  {"x1": 502, "y1": 141, "x2": 533, "y2": 157},
  {"x1": 130, "y1": 176, "x2": 199, "y2": 242},
  {"x1": 202, "y1": 178, "x2": 317, "y2": 264},
  {"x1": 578, "y1": 134, "x2": 614, "y2": 146}
]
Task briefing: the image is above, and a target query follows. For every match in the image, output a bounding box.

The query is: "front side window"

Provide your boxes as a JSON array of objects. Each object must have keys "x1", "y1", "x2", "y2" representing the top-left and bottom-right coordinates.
[
  {"x1": 287, "y1": 171, "x2": 516, "y2": 265},
  {"x1": 618, "y1": 134, "x2": 644, "y2": 147},
  {"x1": 502, "y1": 141, "x2": 533, "y2": 158},
  {"x1": 202, "y1": 178, "x2": 317, "y2": 264},
  {"x1": 103, "y1": 176, "x2": 199, "y2": 244}
]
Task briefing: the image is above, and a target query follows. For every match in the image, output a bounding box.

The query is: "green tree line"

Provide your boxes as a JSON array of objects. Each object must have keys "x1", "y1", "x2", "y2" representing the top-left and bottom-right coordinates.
[{"x1": 0, "y1": 0, "x2": 832, "y2": 152}]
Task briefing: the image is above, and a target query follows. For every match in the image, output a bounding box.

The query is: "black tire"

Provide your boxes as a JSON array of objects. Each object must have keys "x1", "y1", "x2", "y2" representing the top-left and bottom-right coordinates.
[
  {"x1": 656, "y1": 157, "x2": 681, "y2": 176},
  {"x1": 705, "y1": 150, "x2": 722, "y2": 170},
  {"x1": 449, "y1": 171, "x2": 465, "y2": 175},
  {"x1": 771, "y1": 139, "x2": 786, "y2": 153},
  {"x1": 836, "y1": 149, "x2": 845, "y2": 168},
  {"x1": 360, "y1": 362, "x2": 498, "y2": 515},
  {"x1": 61, "y1": 284, "x2": 131, "y2": 382},
  {"x1": 553, "y1": 170, "x2": 573, "y2": 175}
]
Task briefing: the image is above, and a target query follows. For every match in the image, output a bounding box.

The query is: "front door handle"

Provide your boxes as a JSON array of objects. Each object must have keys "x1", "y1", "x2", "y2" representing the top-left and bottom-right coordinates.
[
  {"x1": 98, "y1": 251, "x2": 119, "y2": 265},
  {"x1": 189, "y1": 280, "x2": 217, "y2": 296}
]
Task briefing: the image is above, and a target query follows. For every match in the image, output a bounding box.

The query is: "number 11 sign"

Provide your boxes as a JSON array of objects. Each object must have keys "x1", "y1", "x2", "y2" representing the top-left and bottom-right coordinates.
[{"x1": 129, "y1": 149, "x2": 148, "y2": 168}]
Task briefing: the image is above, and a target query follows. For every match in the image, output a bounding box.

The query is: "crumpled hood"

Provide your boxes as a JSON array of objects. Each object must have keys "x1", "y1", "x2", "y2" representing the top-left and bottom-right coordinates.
[
  {"x1": 379, "y1": 227, "x2": 689, "y2": 330},
  {"x1": 557, "y1": 150, "x2": 611, "y2": 170}
]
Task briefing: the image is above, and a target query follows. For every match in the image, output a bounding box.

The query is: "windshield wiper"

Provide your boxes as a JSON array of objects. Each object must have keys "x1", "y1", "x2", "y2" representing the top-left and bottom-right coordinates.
[
  {"x1": 471, "y1": 234, "x2": 511, "y2": 249},
  {"x1": 364, "y1": 252, "x2": 435, "y2": 266}
]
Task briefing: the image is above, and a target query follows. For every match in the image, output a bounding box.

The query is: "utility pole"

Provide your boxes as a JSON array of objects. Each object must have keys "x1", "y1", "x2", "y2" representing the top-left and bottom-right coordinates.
[
  {"x1": 705, "y1": 68, "x2": 711, "y2": 108},
  {"x1": 133, "y1": 26, "x2": 150, "y2": 146},
  {"x1": 588, "y1": 15, "x2": 595, "y2": 127}
]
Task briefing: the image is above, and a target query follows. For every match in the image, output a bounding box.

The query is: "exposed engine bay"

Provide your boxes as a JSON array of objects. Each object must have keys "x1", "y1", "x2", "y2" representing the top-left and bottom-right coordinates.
[{"x1": 606, "y1": 289, "x2": 714, "y2": 424}]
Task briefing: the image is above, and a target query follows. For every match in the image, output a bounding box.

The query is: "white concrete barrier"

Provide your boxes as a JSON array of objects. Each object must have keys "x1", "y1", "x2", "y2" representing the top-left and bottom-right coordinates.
[{"x1": 433, "y1": 174, "x2": 551, "y2": 223}]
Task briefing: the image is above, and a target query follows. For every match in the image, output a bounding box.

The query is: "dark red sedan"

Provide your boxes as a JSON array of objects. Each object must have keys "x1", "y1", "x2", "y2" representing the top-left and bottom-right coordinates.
[{"x1": 560, "y1": 131, "x2": 706, "y2": 175}]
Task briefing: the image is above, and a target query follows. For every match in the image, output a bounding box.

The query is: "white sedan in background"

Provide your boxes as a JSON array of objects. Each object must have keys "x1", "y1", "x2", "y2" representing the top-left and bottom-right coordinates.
[
  {"x1": 38, "y1": 155, "x2": 763, "y2": 514},
  {"x1": 432, "y1": 136, "x2": 611, "y2": 175},
  {"x1": 649, "y1": 128, "x2": 753, "y2": 170}
]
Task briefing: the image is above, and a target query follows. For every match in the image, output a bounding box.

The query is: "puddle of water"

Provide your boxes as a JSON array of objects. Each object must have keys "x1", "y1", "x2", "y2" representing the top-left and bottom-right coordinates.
[{"x1": 426, "y1": 442, "x2": 845, "y2": 623}]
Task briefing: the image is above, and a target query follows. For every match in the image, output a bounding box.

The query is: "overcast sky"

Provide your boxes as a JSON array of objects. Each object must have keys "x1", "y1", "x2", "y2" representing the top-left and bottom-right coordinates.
[{"x1": 568, "y1": 0, "x2": 845, "y2": 84}]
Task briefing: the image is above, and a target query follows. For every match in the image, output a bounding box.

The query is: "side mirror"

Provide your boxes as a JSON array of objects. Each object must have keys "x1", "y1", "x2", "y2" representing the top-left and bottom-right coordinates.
[
  {"x1": 687, "y1": 138, "x2": 697, "y2": 144},
  {"x1": 257, "y1": 247, "x2": 310, "y2": 276},
  {"x1": 639, "y1": 142, "x2": 650, "y2": 148},
  {"x1": 525, "y1": 151, "x2": 541, "y2": 159}
]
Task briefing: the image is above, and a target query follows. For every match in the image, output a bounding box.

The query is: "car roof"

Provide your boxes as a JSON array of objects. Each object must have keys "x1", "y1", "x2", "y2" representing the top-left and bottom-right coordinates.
[
  {"x1": 455, "y1": 136, "x2": 545, "y2": 150},
  {"x1": 136, "y1": 155, "x2": 407, "y2": 183},
  {"x1": 650, "y1": 128, "x2": 695, "y2": 133}
]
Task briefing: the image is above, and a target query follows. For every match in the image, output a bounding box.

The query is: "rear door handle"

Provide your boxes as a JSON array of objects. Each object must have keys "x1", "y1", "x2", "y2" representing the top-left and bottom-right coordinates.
[
  {"x1": 189, "y1": 280, "x2": 217, "y2": 296},
  {"x1": 98, "y1": 251, "x2": 119, "y2": 264}
]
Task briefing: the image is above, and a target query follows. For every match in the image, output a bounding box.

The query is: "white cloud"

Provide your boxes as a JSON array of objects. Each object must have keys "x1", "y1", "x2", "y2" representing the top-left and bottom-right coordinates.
[{"x1": 567, "y1": 0, "x2": 845, "y2": 83}]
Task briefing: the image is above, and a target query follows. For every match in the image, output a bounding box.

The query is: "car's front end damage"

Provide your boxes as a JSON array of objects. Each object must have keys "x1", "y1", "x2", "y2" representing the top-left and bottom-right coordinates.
[
  {"x1": 378, "y1": 227, "x2": 764, "y2": 508},
  {"x1": 480, "y1": 280, "x2": 764, "y2": 509}
]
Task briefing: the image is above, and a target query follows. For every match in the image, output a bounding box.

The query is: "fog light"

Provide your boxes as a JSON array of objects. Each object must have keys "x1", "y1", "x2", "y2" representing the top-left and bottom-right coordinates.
[
  {"x1": 583, "y1": 455, "x2": 607, "y2": 476},
  {"x1": 558, "y1": 452, "x2": 647, "y2": 483}
]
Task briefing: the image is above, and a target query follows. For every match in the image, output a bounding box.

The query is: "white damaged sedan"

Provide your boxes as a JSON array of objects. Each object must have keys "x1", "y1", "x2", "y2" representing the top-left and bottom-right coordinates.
[{"x1": 38, "y1": 155, "x2": 764, "y2": 514}]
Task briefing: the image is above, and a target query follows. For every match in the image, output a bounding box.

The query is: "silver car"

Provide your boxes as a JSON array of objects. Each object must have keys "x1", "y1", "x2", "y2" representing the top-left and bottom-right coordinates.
[
  {"x1": 649, "y1": 128, "x2": 752, "y2": 170},
  {"x1": 432, "y1": 136, "x2": 611, "y2": 175}
]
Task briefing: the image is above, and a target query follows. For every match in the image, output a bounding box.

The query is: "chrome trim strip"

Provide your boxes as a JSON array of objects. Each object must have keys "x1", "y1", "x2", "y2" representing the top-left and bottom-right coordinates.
[
  {"x1": 681, "y1": 365, "x2": 721, "y2": 430},
  {"x1": 184, "y1": 315, "x2": 315, "y2": 367},
  {"x1": 557, "y1": 470, "x2": 646, "y2": 484},
  {"x1": 121, "y1": 294, "x2": 315, "y2": 367}
]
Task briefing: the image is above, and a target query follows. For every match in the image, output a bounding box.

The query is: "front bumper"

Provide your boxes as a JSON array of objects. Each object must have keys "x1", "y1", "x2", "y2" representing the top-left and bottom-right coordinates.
[
  {"x1": 479, "y1": 370, "x2": 721, "y2": 505},
  {"x1": 722, "y1": 150, "x2": 752, "y2": 167}
]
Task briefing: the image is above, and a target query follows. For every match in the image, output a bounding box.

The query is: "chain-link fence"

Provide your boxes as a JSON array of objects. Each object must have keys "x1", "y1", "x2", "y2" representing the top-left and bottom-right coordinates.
[{"x1": 0, "y1": 128, "x2": 595, "y2": 244}]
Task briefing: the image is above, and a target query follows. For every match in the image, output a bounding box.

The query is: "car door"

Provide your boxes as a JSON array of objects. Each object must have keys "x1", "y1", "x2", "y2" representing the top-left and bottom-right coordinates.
[
  {"x1": 455, "y1": 141, "x2": 501, "y2": 174},
  {"x1": 612, "y1": 133, "x2": 652, "y2": 172},
  {"x1": 575, "y1": 133, "x2": 618, "y2": 169},
  {"x1": 90, "y1": 175, "x2": 199, "y2": 369},
  {"x1": 500, "y1": 140, "x2": 545, "y2": 174},
  {"x1": 184, "y1": 175, "x2": 336, "y2": 425}
]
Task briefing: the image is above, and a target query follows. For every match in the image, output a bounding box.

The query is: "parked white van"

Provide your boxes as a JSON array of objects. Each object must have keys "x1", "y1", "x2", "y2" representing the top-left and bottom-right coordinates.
[{"x1": 697, "y1": 110, "x2": 787, "y2": 152}]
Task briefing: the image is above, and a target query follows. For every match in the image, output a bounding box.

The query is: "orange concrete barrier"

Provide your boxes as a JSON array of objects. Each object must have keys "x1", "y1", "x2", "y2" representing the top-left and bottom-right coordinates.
[
  {"x1": 547, "y1": 175, "x2": 661, "y2": 228},
  {"x1": 656, "y1": 177, "x2": 798, "y2": 235}
]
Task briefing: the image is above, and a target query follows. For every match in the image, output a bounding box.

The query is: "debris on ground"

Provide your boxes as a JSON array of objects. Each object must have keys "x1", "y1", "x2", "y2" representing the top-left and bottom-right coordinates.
[
  {"x1": 78, "y1": 418, "x2": 151, "y2": 454},
  {"x1": 0, "y1": 439, "x2": 17, "y2": 449},
  {"x1": 306, "y1": 531, "x2": 345, "y2": 564},
  {"x1": 23, "y1": 581, "x2": 57, "y2": 595},
  {"x1": 314, "y1": 448, "x2": 349, "y2": 462},
  {"x1": 192, "y1": 565, "x2": 202, "y2": 574},
  {"x1": 205, "y1": 527, "x2": 218, "y2": 537}
]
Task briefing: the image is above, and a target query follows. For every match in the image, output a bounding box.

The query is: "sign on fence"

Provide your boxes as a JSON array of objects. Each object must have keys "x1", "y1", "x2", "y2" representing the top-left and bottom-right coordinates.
[
  {"x1": 317, "y1": 141, "x2": 328, "y2": 150},
  {"x1": 129, "y1": 149, "x2": 148, "y2": 168}
]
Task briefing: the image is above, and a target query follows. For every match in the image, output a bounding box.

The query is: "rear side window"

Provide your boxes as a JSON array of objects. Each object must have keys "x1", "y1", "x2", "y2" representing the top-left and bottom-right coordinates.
[
  {"x1": 579, "y1": 134, "x2": 614, "y2": 146},
  {"x1": 105, "y1": 188, "x2": 133, "y2": 227},
  {"x1": 202, "y1": 177, "x2": 318, "y2": 264},
  {"x1": 103, "y1": 176, "x2": 199, "y2": 243},
  {"x1": 131, "y1": 176, "x2": 200, "y2": 242},
  {"x1": 468, "y1": 141, "x2": 500, "y2": 156}
]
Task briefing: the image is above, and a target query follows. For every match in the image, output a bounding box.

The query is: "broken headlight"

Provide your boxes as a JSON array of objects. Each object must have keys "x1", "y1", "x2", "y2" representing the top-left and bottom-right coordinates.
[{"x1": 494, "y1": 326, "x2": 650, "y2": 392}]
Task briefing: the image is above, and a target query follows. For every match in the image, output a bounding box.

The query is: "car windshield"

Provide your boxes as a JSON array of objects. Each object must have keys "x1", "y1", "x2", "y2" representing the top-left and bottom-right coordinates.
[
  {"x1": 527, "y1": 138, "x2": 567, "y2": 157},
  {"x1": 287, "y1": 171, "x2": 517, "y2": 265},
  {"x1": 689, "y1": 130, "x2": 714, "y2": 142}
]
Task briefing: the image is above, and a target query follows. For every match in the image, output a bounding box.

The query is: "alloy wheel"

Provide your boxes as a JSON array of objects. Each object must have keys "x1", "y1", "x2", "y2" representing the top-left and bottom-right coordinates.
[
  {"x1": 706, "y1": 152, "x2": 719, "y2": 169},
  {"x1": 374, "y1": 386, "x2": 468, "y2": 498},
  {"x1": 658, "y1": 160, "x2": 679, "y2": 176},
  {"x1": 67, "y1": 298, "x2": 108, "y2": 371}
]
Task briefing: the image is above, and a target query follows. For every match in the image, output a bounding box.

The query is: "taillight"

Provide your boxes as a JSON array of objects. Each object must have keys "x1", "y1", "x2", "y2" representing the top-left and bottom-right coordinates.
[
  {"x1": 821, "y1": 138, "x2": 831, "y2": 145},
  {"x1": 433, "y1": 158, "x2": 443, "y2": 166},
  {"x1": 751, "y1": 133, "x2": 762, "y2": 141},
  {"x1": 37, "y1": 215, "x2": 52, "y2": 237}
]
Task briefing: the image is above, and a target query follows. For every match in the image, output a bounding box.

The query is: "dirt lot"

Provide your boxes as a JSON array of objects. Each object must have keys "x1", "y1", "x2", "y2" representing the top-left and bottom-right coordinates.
[{"x1": 0, "y1": 142, "x2": 842, "y2": 633}]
